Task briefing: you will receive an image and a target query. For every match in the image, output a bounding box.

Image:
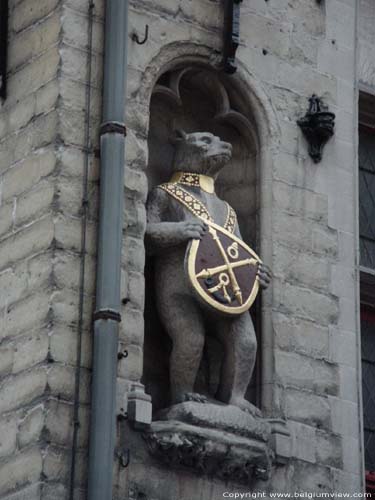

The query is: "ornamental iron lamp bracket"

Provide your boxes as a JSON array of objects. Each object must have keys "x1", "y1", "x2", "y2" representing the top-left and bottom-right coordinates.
[
  {"x1": 297, "y1": 95, "x2": 335, "y2": 163},
  {"x1": 223, "y1": 0, "x2": 243, "y2": 74}
]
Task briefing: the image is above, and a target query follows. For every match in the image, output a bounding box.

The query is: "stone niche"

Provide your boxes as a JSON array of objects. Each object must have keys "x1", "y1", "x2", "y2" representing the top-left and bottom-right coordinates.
[{"x1": 142, "y1": 65, "x2": 290, "y2": 484}]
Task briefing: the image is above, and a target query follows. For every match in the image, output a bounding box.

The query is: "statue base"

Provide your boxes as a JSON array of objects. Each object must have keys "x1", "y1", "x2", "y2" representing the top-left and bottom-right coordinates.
[{"x1": 143, "y1": 402, "x2": 286, "y2": 484}]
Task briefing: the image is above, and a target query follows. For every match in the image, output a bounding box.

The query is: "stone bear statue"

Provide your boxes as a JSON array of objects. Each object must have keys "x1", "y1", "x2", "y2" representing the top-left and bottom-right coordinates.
[{"x1": 145, "y1": 130, "x2": 271, "y2": 415}]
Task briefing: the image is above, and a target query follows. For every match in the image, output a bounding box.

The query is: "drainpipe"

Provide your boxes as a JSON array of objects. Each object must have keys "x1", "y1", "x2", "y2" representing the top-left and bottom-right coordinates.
[{"x1": 87, "y1": 1, "x2": 128, "y2": 499}]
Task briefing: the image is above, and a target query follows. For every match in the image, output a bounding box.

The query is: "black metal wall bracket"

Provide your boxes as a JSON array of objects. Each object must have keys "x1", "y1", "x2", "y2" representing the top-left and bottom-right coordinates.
[
  {"x1": 297, "y1": 95, "x2": 335, "y2": 163},
  {"x1": 223, "y1": 0, "x2": 243, "y2": 74}
]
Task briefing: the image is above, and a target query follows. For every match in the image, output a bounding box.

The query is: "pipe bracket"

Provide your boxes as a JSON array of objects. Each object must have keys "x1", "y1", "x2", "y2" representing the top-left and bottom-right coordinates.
[
  {"x1": 93, "y1": 308, "x2": 122, "y2": 322},
  {"x1": 117, "y1": 408, "x2": 128, "y2": 421},
  {"x1": 100, "y1": 121, "x2": 127, "y2": 136}
]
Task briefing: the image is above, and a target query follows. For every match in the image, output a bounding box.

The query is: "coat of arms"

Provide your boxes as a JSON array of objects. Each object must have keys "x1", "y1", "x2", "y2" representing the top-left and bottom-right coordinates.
[
  {"x1": 158, "y1": 181, "x2": 261, "y2": 316},
  {"x1": 186, "y1": 221, "x2": 261, "y2": 315}
]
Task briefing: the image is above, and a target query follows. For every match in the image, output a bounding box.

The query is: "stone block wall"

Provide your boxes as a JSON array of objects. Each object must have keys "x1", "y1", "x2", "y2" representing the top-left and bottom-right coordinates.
[
  {"x1": 0, "y1": 0, "x2": 365, "y2": 498},
  {"x1": 0, "y1": 1, "x2": 103, "y2": 498}
]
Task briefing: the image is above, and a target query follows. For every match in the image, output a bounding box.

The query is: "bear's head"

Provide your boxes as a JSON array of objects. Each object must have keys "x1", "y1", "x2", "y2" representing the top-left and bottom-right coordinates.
[{"x1": 171, "y1": 130, "x2": 232, "y2": 177}]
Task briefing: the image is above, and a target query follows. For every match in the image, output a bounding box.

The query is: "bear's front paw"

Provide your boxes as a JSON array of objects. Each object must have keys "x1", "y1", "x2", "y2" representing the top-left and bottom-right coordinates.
[
  {"x1": 257, "y1": 263, "x2": 272, "y2": 290},
  {"x1": 179, "y1": 220, "x2": 207, "y2": 241}
]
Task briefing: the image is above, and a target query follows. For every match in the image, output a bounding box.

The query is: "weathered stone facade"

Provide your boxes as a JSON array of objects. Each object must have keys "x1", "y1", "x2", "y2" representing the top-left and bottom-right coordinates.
[{"x1": 0, "y1": 0, "x2": 369, "y2": 498}]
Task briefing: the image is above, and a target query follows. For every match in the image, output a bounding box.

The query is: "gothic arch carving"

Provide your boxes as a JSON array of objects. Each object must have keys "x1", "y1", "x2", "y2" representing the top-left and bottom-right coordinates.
[
  {"x1": 152, "y1": 66, "x2": 256, "y2": 148},
  {"x1": 135, "y1": 42, "x2": 280, "y2": 151}
]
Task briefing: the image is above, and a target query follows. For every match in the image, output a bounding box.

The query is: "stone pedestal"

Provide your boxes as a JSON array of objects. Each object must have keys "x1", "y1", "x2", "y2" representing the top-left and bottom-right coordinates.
[
  {"x1": 127, "y1": 382, "x2": 153, "y2": 429},
  {"x1": 143, "y1": 402, "x2": 289, "y2": 484},
  {"x1": 268, "y1": 418, "x2": 292, "y2": 465}
]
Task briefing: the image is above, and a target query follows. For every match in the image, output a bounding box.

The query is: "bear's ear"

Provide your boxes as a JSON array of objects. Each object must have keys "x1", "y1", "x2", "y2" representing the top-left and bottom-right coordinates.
[{"x1": 169, "y1": 129, "x2": 187, "y2": 145}]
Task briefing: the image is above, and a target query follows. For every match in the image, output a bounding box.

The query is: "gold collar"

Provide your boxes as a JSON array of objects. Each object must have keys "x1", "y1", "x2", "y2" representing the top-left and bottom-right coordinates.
[{"x1": 170, "y1": 172, "x2": 215, "y2": 194}]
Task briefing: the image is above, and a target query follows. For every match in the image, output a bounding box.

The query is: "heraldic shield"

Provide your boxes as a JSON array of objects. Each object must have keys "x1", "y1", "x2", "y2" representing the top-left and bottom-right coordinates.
[{"x1": 186, "y1": 221, "x2": 262, "y2": 316}]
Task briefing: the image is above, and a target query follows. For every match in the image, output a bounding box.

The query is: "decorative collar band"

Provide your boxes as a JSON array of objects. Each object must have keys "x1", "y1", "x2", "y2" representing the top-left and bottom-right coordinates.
[{"x1": 170, "y1": 172, "x2": 215, "y2": 194}]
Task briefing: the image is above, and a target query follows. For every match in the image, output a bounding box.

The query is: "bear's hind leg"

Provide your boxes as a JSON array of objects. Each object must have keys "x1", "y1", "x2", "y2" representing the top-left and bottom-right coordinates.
[
  {"x1": 158, "y1": 296, "x2": 206, "y2": 406},
  {"x1": 215, "y1": 313, "x2": 261, "y2": 417}
]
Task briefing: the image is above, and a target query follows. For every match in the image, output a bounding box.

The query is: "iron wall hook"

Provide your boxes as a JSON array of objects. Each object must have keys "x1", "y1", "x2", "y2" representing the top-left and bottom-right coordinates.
[
  {"x1": 132, "y1": 25, "x2": 149, "y2": 45},
  {"x1": 118, "y1": 448, "x2": 130, "y2": 468}
]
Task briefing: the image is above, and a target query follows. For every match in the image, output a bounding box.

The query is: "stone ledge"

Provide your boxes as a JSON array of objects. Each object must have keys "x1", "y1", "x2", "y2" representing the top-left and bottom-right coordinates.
[
  {"x1": 156, "y1": 401, "x2": 271, "y2": 441},
  {"x1": 144, "y1": 419, "x2": 272, "y2": 483},
  {"x1": 142, "y1": 402, "x2": 292, "y2": 484}
]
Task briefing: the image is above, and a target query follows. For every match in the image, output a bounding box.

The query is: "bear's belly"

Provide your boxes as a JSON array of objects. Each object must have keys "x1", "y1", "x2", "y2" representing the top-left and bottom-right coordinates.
[{"x1": 154, "y1": 247, "x2": 190, "y2": 301}]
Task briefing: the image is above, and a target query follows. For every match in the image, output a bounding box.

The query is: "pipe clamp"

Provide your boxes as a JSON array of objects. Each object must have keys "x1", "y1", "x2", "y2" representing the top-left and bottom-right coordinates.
[
  {"x1": 93, "y1": 308, "x2": 122, "y2": 322},
  {"x1": 100, "y1": 121, "x2": 127, "y2": 136}
]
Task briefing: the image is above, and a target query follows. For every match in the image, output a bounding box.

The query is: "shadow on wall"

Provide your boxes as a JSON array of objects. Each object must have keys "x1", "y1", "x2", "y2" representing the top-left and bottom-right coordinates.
[{"x1": 143, "y1": 65, "x2": 261, "y2": 413}]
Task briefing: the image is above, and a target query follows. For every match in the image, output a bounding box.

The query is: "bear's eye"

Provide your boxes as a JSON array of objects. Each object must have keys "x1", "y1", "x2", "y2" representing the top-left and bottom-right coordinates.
[{"x1": 200, "y1": 136, "x2": 212, "y2": 144}]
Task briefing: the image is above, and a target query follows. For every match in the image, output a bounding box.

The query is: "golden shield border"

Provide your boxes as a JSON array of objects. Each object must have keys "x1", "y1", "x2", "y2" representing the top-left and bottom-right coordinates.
[{"x1": 186, "y1": 221, "x2": 262, "y2": 316}]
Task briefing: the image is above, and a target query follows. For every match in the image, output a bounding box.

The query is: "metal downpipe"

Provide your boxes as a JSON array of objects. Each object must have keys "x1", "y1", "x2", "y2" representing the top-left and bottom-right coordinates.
[{"x1": 88, "y1": 1, "x2": 128, "y2": 499}]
